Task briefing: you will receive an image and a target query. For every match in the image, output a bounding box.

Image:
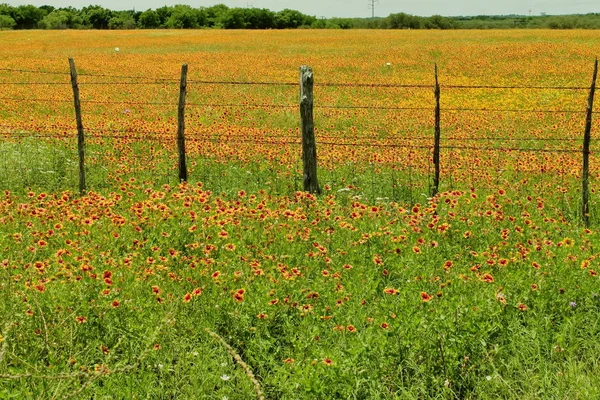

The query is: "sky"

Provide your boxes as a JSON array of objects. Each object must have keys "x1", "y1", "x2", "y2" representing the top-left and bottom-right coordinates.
[{"x1": 4, "y1": 0, "x2": 600, "y2": 18}]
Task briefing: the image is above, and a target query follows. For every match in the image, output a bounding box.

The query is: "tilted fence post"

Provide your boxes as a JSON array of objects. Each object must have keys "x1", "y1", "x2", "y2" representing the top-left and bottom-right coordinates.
[
  {"x1": 582, "y1": 58, "x2": 598, "y2": 227},
  {"x1": 68, "y1": 58, "x2": 86, "y2": 195},
  {"x1": 177, "y1": 64, "x2": 189, "y2": 183},
  {"x1": 432, "y1": 63, "x2": 441, "y2": 198},
  {"x1": 300, "y1": 65, "x2": 321, "y2": 195}
]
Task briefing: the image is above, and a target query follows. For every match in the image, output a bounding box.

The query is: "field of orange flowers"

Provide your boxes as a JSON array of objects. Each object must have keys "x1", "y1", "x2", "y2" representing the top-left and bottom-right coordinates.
[{"x1": 1, "y1": 30, "x2": 600, "y2": 399}]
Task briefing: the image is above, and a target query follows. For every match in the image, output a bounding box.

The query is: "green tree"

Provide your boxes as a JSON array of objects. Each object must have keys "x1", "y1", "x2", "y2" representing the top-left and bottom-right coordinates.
[
  {"x1": 138, "y1": 9, "x2": 160, "y2": 28},
  {"x1": 221, "y1": 8, "x2": 246, "y2": 29},
  {"x1": 326, "y1": 18, "x2": 353, "y2": 29},
  {"x1": 12, "y1": 5, "x2": 47, "y2": 29},
  {"x1": 38, "y1": 9, "x2": 83, "y2": 29},
  {"x1": 205, "y1": 4, "x2": 229, "y2": 27},
  {"x1": 386, "y1": 12, "x2": 422, "y2": 29},
  {"x1": 155, "y1": 6, "x2": 173, "y2": 27},
  {"x1": 0, "y1": 4, "x2": 14, "y2": 16},
  {"x1": 108, "y1": 11, "x2": 136, "y2": 29},
  {"x1": 311, "y1": 18, "x2": 327, "y2": 29},
  {"x1": 39, "y1": 5, "x2": 55, "y2": 14},
  {"x1": 164, "y1": 5, "x2": 198, "y2": 29},
  {"x1": 0, "y1": 14, "x2": 15, "y2": 29},
  {"x1": 277, "y1": 9, "x2": 314, "y2": 28},
  {"x1": 275, "y1": 9, "x2": 307, "y2": 28},
  {"x1": 242, "y1": 8, "x2": 275, "y2": 29},
  {"x1": 82, "y1": 5, "x2": 113, "y2": 29},
  {"x1": 194, "y1": 7, "x2": 208, "y2": 27},
  {"x1": 425, "y1": 15, "x2": 456, "y2": 29},
  {"x1": 131, "y1": 10, "x2": 142, "y2": 24}
]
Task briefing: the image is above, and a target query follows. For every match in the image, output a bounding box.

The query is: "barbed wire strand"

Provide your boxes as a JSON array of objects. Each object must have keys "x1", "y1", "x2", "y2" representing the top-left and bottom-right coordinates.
[
  {"x1": 80, "y1": 73, "x2": 178, "y2": 81},
  {"x1": 1, "y1": 128, "x2": 590, "y2": 145},
  {"x1": 0, "y1": 82, "x2": 68, "y2": 85},
  {"x1": 441, "y1": 84, "x2": 588, "y2": 90},
  {"x1": 1, "y1": 96, "x2": 597, "y2": 115},
  {"x1": 439, "y1": 145, "x2": 581, "y2": 154},
  {"x1": 0, "y1": 74, "x2": 591, "y2": 91},
  {"x1": 0, "y1": 68, "x2": 69, "y2": 76}
]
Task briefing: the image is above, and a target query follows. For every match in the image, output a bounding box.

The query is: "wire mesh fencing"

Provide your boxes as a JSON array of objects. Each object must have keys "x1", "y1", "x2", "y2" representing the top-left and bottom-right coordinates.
[{"x1": 0, "y1": 60, "x2": 598, "y2": 223}]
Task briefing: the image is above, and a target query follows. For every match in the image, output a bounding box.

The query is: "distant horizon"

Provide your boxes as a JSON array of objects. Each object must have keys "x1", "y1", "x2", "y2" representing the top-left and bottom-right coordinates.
[{"x1": 3, "y1": 0, "x2": 599, "y2": 19}]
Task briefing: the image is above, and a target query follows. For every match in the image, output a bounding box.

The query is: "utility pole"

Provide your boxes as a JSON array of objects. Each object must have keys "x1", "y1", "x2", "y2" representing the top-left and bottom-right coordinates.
[{"x1": 368, "y1": 0, "x2": 378, "y2": 18}]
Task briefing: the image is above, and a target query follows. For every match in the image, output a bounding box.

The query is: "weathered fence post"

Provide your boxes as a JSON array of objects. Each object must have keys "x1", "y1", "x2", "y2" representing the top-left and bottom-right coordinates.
[
  {"x1": 582, "y1": 58, "x2": 598, "y2": 227},
  {"x1": 432, "y1": 63, "x2": 441, "y2": 198},
  {"x1": 177, "y1": 64, "x2": 188, "y2": 183},
  {"x1": 69, "y1": 58, "x2": 86, "y2": 195},
  {"x1": 300, "y1": 65, "x2": 321, "y2": 195}
]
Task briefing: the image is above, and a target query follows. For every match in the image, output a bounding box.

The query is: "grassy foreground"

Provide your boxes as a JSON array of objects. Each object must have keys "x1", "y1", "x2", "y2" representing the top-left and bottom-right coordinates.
[
  {"x1": 0, "y1": 29, "x2": 600, "y2": 398},
  {"x1": 1, "y1": 183, "x2": 600, "y2": 399}
]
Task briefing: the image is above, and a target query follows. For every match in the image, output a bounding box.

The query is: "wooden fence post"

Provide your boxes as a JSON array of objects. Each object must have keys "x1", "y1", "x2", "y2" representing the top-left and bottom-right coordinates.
[
  {"x1": 432, "y1": 63, "x2": 441, "y2": 198},
  {"x1": 300, "y1": 65, "x2": 321, "y2": 195},
  {"x1": 177, "y1": 64, "x2": 188, "y2": 183},
  {"x1": 69, "y1": 58, "x2": 86, "y2": 195},
  {"x1": 582, "y1": 58, "x2": 598, "y2": 227}
]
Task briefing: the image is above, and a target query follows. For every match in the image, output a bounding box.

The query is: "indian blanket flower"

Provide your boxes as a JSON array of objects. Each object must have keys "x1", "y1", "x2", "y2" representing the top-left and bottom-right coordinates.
[
  {"x1": 420, "y1": 292, "x2": 433, "y2": 302},
  {"x1": 233, "y1": 289, "x2": 245, "y2": 302},
  {"x1": 383, "y1": 288, "x2": 398, "y2": 295}
]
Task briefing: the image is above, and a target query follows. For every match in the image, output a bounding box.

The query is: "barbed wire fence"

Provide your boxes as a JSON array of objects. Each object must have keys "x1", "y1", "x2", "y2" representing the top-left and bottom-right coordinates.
[
  {"x1": 0, "y1": 59, "x2": 597, "y2": 224},
  {"x1": 0, "y1": 61, "x2": 597, "y2": 393}
]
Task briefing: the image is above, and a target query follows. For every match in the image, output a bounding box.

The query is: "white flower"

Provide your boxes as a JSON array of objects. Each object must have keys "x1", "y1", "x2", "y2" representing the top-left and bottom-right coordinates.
[
  {"x1": 486, "y1": 376, "x2": 492, "y2": 381},
  {"x1": 220, "y1": 374, "x2": 231, "y2": 381}
]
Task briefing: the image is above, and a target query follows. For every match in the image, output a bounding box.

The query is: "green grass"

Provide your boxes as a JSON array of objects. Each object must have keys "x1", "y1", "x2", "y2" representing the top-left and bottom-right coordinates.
[{"x1": 0, "y1": 142, "x2": 599, "y2": 398}]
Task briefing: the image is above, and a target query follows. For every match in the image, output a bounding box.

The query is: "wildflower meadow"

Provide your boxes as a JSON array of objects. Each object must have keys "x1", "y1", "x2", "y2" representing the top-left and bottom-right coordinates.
[{"x1": 0, "y1": 29, "x2": 599, "y2": 399}]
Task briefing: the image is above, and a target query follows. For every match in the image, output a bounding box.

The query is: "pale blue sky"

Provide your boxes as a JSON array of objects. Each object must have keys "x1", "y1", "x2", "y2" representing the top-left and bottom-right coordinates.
[{"x1": 4, "y1": 0, "x2": 599, "y2": 18}]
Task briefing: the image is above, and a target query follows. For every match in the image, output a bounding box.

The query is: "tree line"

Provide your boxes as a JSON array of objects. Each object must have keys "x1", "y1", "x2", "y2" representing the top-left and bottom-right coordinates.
[
  {"x1": 1, "y1": 3, "x2": 599, "y2": 30},
  {"x1": 0, "y1": 4, "x2": 318, "y2": 30}
]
